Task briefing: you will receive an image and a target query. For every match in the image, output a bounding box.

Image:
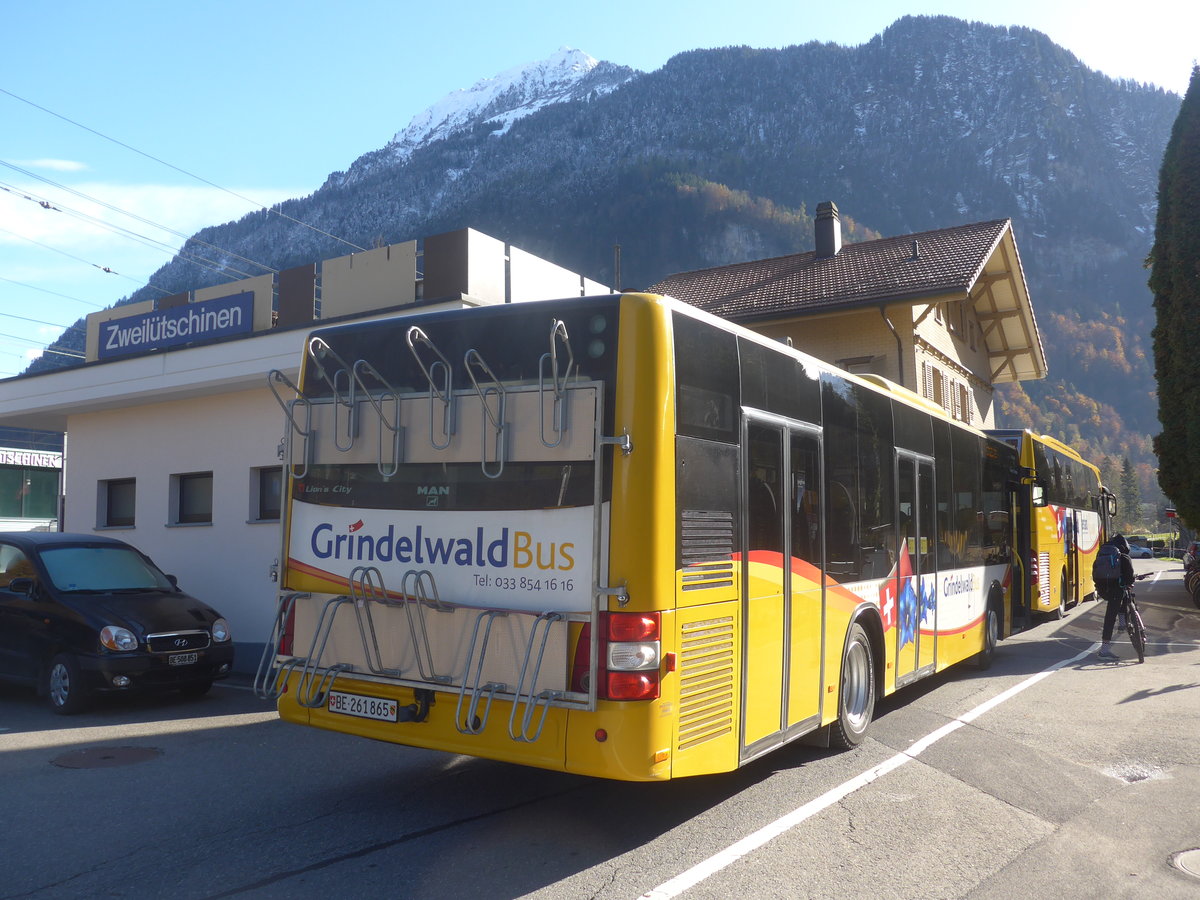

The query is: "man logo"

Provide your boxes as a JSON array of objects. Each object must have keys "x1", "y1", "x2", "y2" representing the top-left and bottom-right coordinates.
[{"x1": 418, "y1": 485, "x2": 449, "y2": 508}]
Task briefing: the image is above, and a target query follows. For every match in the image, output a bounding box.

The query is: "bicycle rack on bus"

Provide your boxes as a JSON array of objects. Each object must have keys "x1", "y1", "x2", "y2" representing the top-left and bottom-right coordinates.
[
  {"x1": 267, "y1": 370, "x2": 312, "y2": 480},
  {"x1": 464, "y1": 348, "x2": 507, "y2": 479},
  {"x1": 347, "y1": 565, "x2": 399, "y2": 678},
  {"x1": 507, "y1": 611, "x2": 566, "y2": 743},
  {"x1": 350, "y1": 359, "x2": 404, "y2": 477},
  {"x1": 399, "y1": 569, "x2": 455, "y2": 684},
  {"x1": 292, "y1": 592, "x2": 358, "y2": 708},
  {"x1": 307, "y1": 336, "x2": 358, "y2": 452},
  {"x1": 406, "y1": 326, "x2": 456, "y2": 450},
  {"x1": 253, "y1": 591, "x2": 309, "y2": 700},
  {"x1": 454, "y1": 610, "x2": 510, "y2": 734},
  {"x1": 539, "y1": 319, "x2": 574, "y2": 449}
]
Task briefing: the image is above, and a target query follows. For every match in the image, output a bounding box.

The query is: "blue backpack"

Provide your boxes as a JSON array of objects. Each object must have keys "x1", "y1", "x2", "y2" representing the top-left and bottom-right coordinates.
[{"x1": 1093, "y1": 544, "x2": 1122, "y2": 581}]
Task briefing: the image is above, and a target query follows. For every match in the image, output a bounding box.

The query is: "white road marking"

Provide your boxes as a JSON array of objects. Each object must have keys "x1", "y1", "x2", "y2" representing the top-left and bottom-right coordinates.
[{"x1": 638, "y1": 643, "x2": 1098, "y2": 900}]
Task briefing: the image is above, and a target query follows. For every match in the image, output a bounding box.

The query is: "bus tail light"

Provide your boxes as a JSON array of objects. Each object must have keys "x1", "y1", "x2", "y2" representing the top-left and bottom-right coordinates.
[
  {"x1": 570, "y1": 612, "x2": 661, "y2": 701},
  {"x1": 279, "y1": 604, "x2": 296, "y2": 657}
]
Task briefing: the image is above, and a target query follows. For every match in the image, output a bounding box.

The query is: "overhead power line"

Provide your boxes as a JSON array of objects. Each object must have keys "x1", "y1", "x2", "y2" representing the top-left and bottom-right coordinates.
[
  {"x1": 0, "y1": 329, "x2": 84, "y2": 357},
  {"x1": 0, "y1": 275, "x2": 105, "y2": 309},
  {"x1": 1, "y1": 178, "x2": 265, "y2": 283},
  {"x1": 0, "y1": 166, "x2": 277, "y2": 279},
  {"x1": 0, "y1": 309, "x2": 82, "y2": 333},
  {"x1": 0, "y1": 224, "x2": 170, "y2": 295},
  {"x1": 1, "y1": 86, "x2": 367, "y2": 252}
]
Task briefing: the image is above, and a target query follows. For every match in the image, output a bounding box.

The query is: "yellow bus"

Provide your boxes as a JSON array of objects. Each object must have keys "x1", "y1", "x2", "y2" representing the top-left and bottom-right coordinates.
[
  {"x1": 988, "y1": 429, "x2": 1111, "y2": 621},
  {"x1": 256, "y1": 292, "x2": 1019, "y2": 780}
]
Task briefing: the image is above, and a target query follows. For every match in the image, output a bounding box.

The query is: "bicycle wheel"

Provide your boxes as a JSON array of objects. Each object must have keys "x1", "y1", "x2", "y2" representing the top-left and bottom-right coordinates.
[{"x1": 1128, "y1": 606, "x2": 1146, "y2": 663}]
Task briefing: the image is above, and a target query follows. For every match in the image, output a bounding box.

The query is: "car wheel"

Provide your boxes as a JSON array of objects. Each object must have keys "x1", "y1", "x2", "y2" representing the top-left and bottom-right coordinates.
[
  {"x1": 829, "y1": 623, "x2": 876, "y2": 750},
  {"x1": 46, "y1": 652, "x2": 89, "y2": 715},
  {"x1": 179, "y1": 679, "x2": 213, "y2": 699}
]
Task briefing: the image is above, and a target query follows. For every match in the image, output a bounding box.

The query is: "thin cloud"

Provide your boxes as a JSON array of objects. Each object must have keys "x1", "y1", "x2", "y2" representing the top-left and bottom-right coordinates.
[{"x1": 18, "y1": 158, "x2": 90, "y2": 173}]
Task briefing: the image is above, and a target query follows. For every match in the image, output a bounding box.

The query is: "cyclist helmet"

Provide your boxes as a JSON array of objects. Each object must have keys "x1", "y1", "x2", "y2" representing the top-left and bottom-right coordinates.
[{"x1": 1112, "y1": 533, "x2": 1130, "y2": 553}]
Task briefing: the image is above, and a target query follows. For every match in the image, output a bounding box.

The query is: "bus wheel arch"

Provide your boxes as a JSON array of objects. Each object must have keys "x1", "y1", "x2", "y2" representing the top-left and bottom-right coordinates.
[{"x1": 829, "y1": 613, "x2": 881, "y2": 750}]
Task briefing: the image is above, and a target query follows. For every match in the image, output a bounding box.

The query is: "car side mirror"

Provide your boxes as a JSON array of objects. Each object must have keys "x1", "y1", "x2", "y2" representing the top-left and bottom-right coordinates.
[
  {"x1": 7, "y1": 577, "x2": 34, "y2": 595},
  {"x1": 166, "y1": 574, "x2": 179, "y2": 589}
]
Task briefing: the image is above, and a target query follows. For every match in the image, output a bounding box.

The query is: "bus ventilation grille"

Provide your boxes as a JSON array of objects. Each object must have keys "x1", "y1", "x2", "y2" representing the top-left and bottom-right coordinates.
[
  {"x1": 680, "y1": 510, "x2": 735, "y2": 591},
  {"x1": 677, "y1": 616, "x2": 735, "y2": 751}
]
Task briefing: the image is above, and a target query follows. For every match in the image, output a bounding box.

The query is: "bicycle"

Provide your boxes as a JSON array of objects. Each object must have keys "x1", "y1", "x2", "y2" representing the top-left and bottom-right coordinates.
[{"x1": 1119, "y1": 583, "x2": 1149, "y2": 664}]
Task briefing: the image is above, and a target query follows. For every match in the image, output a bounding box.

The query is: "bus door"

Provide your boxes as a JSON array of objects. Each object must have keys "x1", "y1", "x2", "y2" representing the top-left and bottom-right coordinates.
[
  {"x1": 895, "y1": 452, "x2": 936, "y2": 685},
  {"x1": 1064, "y1": 511, "x2": 1080, "y2": 607},
  {"x1": 741, "y1": 417, "x2": 824, "y2": 757}
]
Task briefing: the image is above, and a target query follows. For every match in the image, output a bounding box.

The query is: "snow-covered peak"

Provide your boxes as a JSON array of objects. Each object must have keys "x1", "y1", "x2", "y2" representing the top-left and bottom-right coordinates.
[{"x1": 389, "y1": 47, "x2": 612, "y2": 158}]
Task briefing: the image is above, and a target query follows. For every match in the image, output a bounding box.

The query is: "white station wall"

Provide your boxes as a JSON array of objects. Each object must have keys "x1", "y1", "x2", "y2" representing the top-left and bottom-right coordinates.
[{"x1": 65, "y1": 387, "x2": 285, "y2": 668}]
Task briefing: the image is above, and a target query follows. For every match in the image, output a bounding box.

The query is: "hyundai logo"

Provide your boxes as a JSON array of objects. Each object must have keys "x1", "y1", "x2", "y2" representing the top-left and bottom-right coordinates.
[{"x1": 174, "y1": 638, "x2": 190, "y2": 648}]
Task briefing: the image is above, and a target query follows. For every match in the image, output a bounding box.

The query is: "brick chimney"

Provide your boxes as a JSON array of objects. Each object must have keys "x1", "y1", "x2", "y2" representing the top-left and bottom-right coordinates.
[{"x1": 815, "y1": 200, "x2": 841, "y2": 258}]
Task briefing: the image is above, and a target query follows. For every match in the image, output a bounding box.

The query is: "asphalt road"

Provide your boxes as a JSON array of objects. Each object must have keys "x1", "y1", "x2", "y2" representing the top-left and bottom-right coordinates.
[{"x1": 1, "y1": 558, "x2": 1197, "y2": 900}]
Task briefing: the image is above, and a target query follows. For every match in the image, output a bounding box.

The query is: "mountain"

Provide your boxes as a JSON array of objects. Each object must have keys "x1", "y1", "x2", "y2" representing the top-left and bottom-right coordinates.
[
  {"x1": 28, "y1": 16, "x2": 1182, "y2": 513},
  {"x1": 383, "y1": 47, "x2": 633, "y2": 164}
]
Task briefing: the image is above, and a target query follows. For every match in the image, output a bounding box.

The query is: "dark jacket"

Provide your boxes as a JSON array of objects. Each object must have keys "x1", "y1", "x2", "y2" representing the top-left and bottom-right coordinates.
[{"x1": 1095, "y1": 537, "x2": 1135, "y2": 590}]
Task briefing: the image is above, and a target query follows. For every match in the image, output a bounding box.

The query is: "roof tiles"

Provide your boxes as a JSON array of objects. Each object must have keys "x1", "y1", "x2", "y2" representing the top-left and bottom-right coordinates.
[{"x1": 649, "y1": 219, "x2": 1011, "y2": 320}]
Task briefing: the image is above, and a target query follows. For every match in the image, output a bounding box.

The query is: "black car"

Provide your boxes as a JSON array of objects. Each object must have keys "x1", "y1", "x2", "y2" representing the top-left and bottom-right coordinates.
[{"x1": 0, "y1": 532, "x2": 234, "y2": 714}]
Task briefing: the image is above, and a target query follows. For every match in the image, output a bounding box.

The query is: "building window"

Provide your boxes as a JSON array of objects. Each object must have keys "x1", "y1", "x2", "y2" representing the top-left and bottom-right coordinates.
[
  {"x1": 173, "y1": 472, "x2": 213, "y2": 525},
  {"x1": 101, "y1": 478, "x2": 136, "y2": 527},
  {"x1": 837, "y1": 355, "x2": 877, "y2": 375},
  {"x1": 251, "y1": 466, "x2": 282, "y2": 521},
  {"x1": 947, "y1": 302, "x2": 965, "y2": 337}
]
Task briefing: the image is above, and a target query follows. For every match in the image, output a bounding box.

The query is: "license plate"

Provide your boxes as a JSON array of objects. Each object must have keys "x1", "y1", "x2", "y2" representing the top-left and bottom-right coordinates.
[
  {"x1": 328, "y1": 691, "x2": 399, "y2": 722},
  {"x1": 169, "y1": 652, "x2": 198, "y2": 666}
]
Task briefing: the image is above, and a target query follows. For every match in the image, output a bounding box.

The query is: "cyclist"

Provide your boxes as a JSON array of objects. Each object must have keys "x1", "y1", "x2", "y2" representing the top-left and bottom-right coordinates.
[{"x1": 1093, "y1": 533, "x2": 1135, "y2": 660}]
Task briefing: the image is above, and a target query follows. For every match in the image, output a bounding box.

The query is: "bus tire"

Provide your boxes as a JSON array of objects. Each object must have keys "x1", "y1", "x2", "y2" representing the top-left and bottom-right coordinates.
[
  {"x1": 829, "y1": 623, "x2": 875, "y2": 750},
  {"x1": 971, "y1": 602, "x2": 1000, "y2": 670}
]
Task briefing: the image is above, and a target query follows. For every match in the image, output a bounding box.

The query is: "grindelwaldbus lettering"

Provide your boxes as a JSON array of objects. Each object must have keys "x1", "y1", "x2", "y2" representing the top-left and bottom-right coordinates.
[{"x1": 287, "y1": 501, "x2": 593, "y2": 613}]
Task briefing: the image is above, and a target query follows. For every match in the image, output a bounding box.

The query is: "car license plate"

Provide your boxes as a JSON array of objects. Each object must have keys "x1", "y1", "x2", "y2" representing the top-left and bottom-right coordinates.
[
  {"x1": 169, "y1": 652, "x2": 198, "y2": 666},
  {"x1": 328, "y1": 691, "x2": 398, "y2": 722}
]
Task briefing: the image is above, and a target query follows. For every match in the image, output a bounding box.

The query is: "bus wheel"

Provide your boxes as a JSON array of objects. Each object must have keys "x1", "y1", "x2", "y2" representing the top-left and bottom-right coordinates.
[
  {"x1": 830, "y1": 623, "x2": 875, "y2": 750},
  {"x1": 1053, "y1": 572, "x2": 1068, "y2": 618},
  {"x1": 971, "y1": 603, "x2": 999, "y2": 670}
]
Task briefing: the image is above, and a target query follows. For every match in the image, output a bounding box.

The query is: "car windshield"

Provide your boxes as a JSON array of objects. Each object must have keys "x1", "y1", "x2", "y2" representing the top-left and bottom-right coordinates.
[{"x1": 39, "y1": 546, "x2": 175, "y2": 593}]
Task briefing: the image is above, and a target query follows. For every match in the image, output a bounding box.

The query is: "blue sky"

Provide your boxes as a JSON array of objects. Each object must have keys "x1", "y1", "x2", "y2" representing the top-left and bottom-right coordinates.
[{"x1": 1, "y1": 0, "x2": 1196, "y2": 377}]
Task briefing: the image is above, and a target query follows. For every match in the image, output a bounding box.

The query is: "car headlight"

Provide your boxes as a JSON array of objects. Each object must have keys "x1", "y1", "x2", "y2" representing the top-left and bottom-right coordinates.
[
  {"x1": 100, "y1": 625, "x2": 139, "y2": 652},
  {"x1": 211, "y1": 617, "x2": 231, "y2": 642}
]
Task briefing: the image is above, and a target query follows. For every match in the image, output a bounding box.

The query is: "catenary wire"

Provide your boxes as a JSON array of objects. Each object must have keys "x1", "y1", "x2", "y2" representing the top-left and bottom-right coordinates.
[
  {"x1": 0, "y1": 225, "x2": 171, "y2": 295},
  {"x1": 0, "y1": 167, "x2": 276, "y2": 277},
  {"x1": 0, "y1": 87, "x2": 367, "y2": 252},
  {"x1": 0, "y1": 182, "x2": 261, "y2": 283},
  {"x1": 0, "y1": 276, "x2": 105, "y2": 309}
]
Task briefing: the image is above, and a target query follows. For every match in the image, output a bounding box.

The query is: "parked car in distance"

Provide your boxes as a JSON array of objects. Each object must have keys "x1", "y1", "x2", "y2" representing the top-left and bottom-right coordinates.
[
  {"x1": 0, "y1": 533, "x2": 233, "y2": 714},
  {"x1": 1127, "y1": 544, "x2": 1154, "y2": 559},
  {"x1": 1184, "y1": 541, "x2": 1200, "y2": 570}
]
